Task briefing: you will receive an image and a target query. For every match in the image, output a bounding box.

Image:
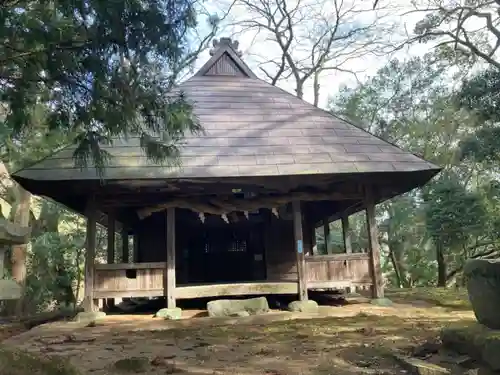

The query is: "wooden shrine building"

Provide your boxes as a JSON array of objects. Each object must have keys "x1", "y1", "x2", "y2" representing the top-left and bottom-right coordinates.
[{"x1": 12, "y1": 38, "x2": 440, "y2": 312}]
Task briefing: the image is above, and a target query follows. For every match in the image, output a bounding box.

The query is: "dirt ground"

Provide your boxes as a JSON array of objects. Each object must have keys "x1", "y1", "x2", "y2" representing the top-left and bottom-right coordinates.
[{"x1": 0, "y1": 297, "x2": 475, "y2": 375}]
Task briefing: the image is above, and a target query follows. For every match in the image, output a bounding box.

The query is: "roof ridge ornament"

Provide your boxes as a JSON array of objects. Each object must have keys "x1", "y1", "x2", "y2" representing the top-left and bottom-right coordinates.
[{"x1": 209, "y1": 37, "x2": 242, "y2": 57}]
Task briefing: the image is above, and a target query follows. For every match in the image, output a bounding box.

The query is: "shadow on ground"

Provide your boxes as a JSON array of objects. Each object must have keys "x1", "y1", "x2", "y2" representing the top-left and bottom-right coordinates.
[{"x1": 1, "y1": 301, "x2": 475, "y2": 375}]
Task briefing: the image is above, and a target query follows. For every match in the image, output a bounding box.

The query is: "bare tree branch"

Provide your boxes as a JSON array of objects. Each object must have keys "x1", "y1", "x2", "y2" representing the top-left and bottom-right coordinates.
[
  {"x1": 402, "y1": 0, "x2": 500, "y2": 69},
  {"x1": 226, "y1": 0, "x2": 395, "y2": 104}
]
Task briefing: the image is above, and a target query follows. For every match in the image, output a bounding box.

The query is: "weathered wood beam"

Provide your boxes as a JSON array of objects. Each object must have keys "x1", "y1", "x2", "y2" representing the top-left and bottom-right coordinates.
[
  {"x1": 314, "y1": 200, "x2": 364, "y2": 228},
  {"x1": 342, "y1": 215, "x2": 352, "y2": 254},
  {"x1": 84, "y1": 198, "x2": 98, "y2": 312},
  {"x1": 165, "y1": 208, "x2": 176, "y2": 308},
  {"x1": 137, "y1": 190, "x2": 363, "y2": 220},
  {"x1": 365, "y1": 187, "x2": 383, "y2": 299},
  {"x1": 292, "y1": 201, "x2": 308, "y2": 301}
]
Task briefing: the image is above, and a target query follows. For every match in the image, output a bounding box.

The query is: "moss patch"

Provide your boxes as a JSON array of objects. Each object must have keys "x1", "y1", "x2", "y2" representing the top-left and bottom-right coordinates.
[
  {"x1": 0, "y1": 345, "x2": 80, "y2": 375},
  {"x1": 113, "y1": 357, "x2": 150, "y2": 373},
  {"x1": 441, "y1": 322, "x2": 500, "y2": 371},
  {"x1": 385, "y1": 287, "x2": 471, "y2": 310}
]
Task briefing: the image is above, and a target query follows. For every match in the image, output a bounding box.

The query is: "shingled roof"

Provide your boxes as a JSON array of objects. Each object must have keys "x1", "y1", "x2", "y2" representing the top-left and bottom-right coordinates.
[{"x1": 13, "y1": 37, "x2": 439, "y2": 182}]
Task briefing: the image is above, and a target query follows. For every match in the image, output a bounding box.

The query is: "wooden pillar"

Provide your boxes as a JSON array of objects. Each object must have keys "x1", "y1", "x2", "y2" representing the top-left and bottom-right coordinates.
[
  {"x1": 342, "y1": 215, "x2": 352, "y2": 253},
  {"x1": 323, "y1": 218, "x2": 330, "y2": 254},
  {"x1": 84, "y1": 199, "x2": 98, "y2": 312},
  {"x1": 121, "y1": 229, "x2": 129, "y2": 263},
  {"x1": 292, "y1": 201, "x2": 307, "y2": 301},
  {"x1": 106, "y1": 215, "x2": 115, "y2": 309},
  {"x1": 165, "y1": 207, "x2": 176, "y2": 308},
  {"x1": 365, "y1": 188, "x2": 384, "y2": 299}
]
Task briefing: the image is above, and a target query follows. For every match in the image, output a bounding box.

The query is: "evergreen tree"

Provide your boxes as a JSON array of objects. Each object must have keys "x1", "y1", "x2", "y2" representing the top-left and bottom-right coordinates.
[{"x1": 0, "y1": 0, "x2": 203, "y2": 171}]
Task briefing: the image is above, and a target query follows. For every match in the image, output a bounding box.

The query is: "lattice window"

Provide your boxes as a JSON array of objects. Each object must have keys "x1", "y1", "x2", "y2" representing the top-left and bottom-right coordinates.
[{"x1": 228, "y1": 239, "x2": 247, "y2": 252}]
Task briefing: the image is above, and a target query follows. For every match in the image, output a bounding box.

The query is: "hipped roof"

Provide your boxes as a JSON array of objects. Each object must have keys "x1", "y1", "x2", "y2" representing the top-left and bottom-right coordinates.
[{"x1": 13, "y1": 38, "x2": 439, "y2": 183}]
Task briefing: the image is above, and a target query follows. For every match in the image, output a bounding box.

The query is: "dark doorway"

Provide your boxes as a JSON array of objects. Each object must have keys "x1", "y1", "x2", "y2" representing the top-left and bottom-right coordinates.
[{"x1": 186, "y1": 223, "x2": 265, "y2": 283}]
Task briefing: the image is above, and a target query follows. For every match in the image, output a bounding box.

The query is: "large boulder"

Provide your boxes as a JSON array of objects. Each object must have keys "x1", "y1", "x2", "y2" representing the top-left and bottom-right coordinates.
[
  {"x1": 154, "y1": 307, "x2": 182, "y2": 320},
  {"x1": 288, "y1": 300, "x2": 319, "y2": 313},
  {"x1": 207, "y1": 297, "x2": 269, "y2": 317},
  {"x1": 74, "y1": 311, "x2": 106, "y2": 323},
  {"x1": 464, "y1": 259, "x2": 500, "y2": 329}
]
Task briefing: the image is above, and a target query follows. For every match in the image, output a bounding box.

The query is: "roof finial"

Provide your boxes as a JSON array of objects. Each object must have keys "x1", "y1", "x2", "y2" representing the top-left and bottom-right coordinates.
[{"x1": 209, "y1": 37, "x2": 242, "y2": 57}]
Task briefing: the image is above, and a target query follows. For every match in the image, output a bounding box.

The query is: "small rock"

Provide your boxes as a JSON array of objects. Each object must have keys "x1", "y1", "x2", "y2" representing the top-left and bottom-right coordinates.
[
  {"x1": 154, "y1": 307, "x2": 182, "y2": 320},
  {"x1": 413, "y1": 341, "x2": 441, "y2": 358},
  {"x1": 151, "y1": 356, "x2": 167, "y2": 366},
  {"x1": 65, "y1": 334, "x2": 96, "y2": 343},
  {"x1": 357, "y1": 360, "x2": 374, "y2": 368},
  {"x1": 288, "y1": 300, "x2": 319, "y2": 313},
  {"x1": 113, "y1": 357, "x2": 149, "y2": 373},
  {"x1": 74, "y1": 311, "x2": 106, "y2": 323}
]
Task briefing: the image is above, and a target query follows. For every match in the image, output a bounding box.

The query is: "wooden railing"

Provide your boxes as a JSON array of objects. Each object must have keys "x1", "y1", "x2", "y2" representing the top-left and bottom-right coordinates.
[
  {"x1": 93, "y1": 253, "x2": 372, "y2": 299},
  {"x1": 94, "y1": 262, "x2": 165, "y2": 298},
  {"x1": 305, "y1": 253, "x2": 371, "y2": 289}
]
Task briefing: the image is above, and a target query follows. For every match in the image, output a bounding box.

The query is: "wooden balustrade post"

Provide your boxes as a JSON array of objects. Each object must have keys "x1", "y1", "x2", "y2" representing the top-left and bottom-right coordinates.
[
  {"x1": 84, "y1": 198, "x2": 98, "y2": 312},
  {"x1": 292, "y1": 201, "x2": 307, "y2": 301},
  {"x1": 165, "y1": 207, "x2": 176, "y2": 308},
  {"x1": 106, "y1": 213, "x2": 116, "y2": 309},
  {"x1": 323, "y1": 218, "x2": 330, "y2": 254},
  {"x1": 365, "y1": 188, "x2": 384, "y2": 299},
  {"x1": 341, "y1": 215, "x2": 352, "y2": 254}
]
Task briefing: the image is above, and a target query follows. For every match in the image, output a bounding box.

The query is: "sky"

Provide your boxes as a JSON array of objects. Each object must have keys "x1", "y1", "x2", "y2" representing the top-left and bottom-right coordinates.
[{"x1": 187, "y1": 0, "x2": 434, "y2": 108}]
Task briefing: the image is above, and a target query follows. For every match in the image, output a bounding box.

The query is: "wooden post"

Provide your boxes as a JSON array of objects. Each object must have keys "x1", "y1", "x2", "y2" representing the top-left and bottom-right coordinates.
[
  {"x1": 342, "y1": 215, "x2": 352, "y2": 254},
  {"x1": 365, "y1": 188, "x2": 384, "y2": 299},
  {"x1": 106, "y1": 214, "x2": 115, "y2": 309},
  {"x1": 292, "y1": 201, "x2": 307, "y2": 301},
  {"x1": 165, "y1": 207, "x2": 176, "y2": 308},
  {"x1": 121, "y1": 229, "x2": 129, "y2": 263},
  {"x1": 323, "y1": 218, "x2": 330, "y2": 254},
  {"x1": 84, "y1": 199, "x2": 98, "y2": 312}
]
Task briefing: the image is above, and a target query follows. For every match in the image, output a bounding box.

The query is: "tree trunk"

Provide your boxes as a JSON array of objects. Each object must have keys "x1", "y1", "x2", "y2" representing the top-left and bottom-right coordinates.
[
  {"x1": 388, "y1": 248, "x2": 403, "y2": 288},
  {"x1": 313, "y1": 72, "x2": 320, "y2": 107},
  {"x1": 436, "y1": 243, "x2": 447, "y2": 287},
  {"x1": 10, "y1": 186, "x2": 31, "y2": 315}
]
